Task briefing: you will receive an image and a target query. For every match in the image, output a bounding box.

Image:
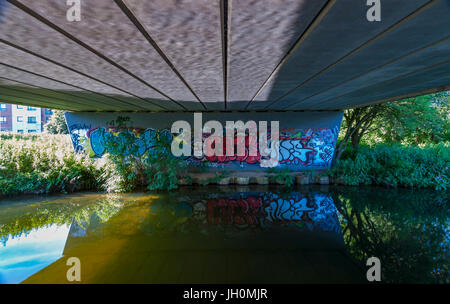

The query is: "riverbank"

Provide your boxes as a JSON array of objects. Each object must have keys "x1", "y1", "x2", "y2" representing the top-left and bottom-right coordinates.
[{"x1": 0, "y1": 134, "x2": 448, "y2": 197}]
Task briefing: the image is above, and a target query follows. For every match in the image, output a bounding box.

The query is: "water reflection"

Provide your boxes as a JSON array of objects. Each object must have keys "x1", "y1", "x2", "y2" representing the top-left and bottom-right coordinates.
[
  {"x1": 144, "y1": 191, "x2": 341, "y2": 235},
  {"x1": 0, "y1": 186, "x2": 448, "y2": 283},
  {"x1": 0, "y1": 224, "x2": 69, "y2": 284},
  {"x1": 332, "y1": 187, "x2": 449, "y2": 284}
]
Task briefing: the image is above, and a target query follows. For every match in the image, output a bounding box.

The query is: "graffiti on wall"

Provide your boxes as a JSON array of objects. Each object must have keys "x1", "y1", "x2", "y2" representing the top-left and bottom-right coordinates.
[{"x1": 68, "y1": 124, "x2": 339, "y2": 169}]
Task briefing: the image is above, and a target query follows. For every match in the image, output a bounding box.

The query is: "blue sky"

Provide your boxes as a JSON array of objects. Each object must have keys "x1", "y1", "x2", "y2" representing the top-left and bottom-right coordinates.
[{"x1": 0, "y1": 224, "x2": 70, "y2": 284}]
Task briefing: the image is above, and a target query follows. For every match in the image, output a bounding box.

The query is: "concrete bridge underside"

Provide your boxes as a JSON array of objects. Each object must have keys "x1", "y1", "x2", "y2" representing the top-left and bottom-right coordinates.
[{"x1": 0, "y1": 0, "x2": 449, "y2": 112}]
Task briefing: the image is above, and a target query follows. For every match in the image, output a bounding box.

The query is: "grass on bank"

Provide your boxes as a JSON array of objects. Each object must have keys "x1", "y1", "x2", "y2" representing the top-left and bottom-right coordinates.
[{"x1": 0, "y1": 133, "x2": 448, "y2": 196}]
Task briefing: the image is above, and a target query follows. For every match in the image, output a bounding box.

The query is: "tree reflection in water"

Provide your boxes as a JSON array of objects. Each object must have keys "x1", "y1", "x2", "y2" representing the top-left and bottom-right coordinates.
[
  {"x1": 332, "y1": 187, "x2": 449, "y2": 283},
  {"x1": 0, "y1": 194, "x2": 127, "y2": 246}
]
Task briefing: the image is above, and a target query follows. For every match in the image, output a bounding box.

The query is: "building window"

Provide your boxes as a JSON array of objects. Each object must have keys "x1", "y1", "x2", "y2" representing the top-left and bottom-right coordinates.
[
  {"x1": 27, "y1": 106, "x2": 36, "y2": 111},
  {"x1": 28, "y1": 130, "x2": 37, "y2": 133},
  {"x1": 0, "y1": 117, "x2": 6, "y2": 123},
  {"x1": 17, "y1": 105, "x2": 23, "y2": 109},
  {"x1": 17, "y1": 130, "x2": 24, "y2": 133},
  {"x1": 17, "y1": 116, "x2": 23, "y2": 122},
  {"x1": 27, "y1": 116, "x2": 37, "y2": 124},
  {"x1": 45, "y1": 109, "x2": 53, "y2": 115},
  {"x1": 0, "y1": 104, "x2": 6, "y2": 110}
]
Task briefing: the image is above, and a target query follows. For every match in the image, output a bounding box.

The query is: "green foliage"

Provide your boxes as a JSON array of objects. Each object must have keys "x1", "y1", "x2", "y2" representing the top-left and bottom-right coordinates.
[
  {"x1": 100, "y1": 124, "x2": 147, "y2": 193},
  {"x1": 332, "y1": 92, "x2": 449, "y2": 189},
  {"x1": 198, "y1": 171, "x2": 229, "y2": 186},
  {"x1": 0, "y1": 133, "x2": 105, "y2": 196},
  {"x1": 0, "y1": 117, "x2": 198, "y2": 195},
  {"x1": 0, "y1": 133, "x2": 39, "y2": 141},
  {"x1": 334, "y1": 92, "x2": 449, "y2": 165},
  {"x1": 338, "y1": 92, "x2": 449, "y2": 148},
  {"x1": 369, "y1": 92, "x2": 449, "y2": 145},
  {"x1": 331, "y1": 143, "x2": 449, "y2": 190},
  {"x1": 44, "y1": 110, "x2": 68, "y2": 134},
  {"x1": 101, "y1": 117, "x2": 191, "y2": 192},
  {"x1": 144, "y1": 140, "x2": 187, "y2": 191},
  {"x1": 268, "y1": 167, "x2": 294, "y2": 187}
]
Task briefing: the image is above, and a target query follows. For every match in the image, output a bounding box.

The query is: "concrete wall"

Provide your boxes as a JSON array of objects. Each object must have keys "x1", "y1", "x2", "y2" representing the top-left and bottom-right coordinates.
[{"x1": 65, "y1": 111, "x2": 343, "y2": 171}]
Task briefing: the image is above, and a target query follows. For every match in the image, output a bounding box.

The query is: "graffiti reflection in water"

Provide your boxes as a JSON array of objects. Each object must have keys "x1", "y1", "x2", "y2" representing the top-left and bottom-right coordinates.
[{"x1": 145, "y1": 191, "x2": 341, "y2": 234}]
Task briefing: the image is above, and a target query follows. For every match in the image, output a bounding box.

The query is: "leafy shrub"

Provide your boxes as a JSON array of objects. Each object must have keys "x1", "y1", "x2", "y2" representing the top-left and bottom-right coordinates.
[
  {"x1": 0, "y1": 133, "x2": 104, "y2": 196},
  {"x1": 331, "y1": 143, "x2": 449, "y2": 190},
  {"x1": 268, "y1": 167, "x2": 294, "y2": 187},
  {"x1": 99, "y1": 117, "x2": 193, "y2": 192}
]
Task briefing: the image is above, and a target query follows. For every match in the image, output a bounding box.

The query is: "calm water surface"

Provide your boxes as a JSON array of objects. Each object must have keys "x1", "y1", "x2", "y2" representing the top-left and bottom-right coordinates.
[{"x1": 0, "y1": 185, "x2": 448, "y2": 284}]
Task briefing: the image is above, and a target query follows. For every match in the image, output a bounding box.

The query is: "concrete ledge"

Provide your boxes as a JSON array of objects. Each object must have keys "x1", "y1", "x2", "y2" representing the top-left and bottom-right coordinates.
[{"x1": 178, "y1": 170, "x2": 336, "y2": 186}]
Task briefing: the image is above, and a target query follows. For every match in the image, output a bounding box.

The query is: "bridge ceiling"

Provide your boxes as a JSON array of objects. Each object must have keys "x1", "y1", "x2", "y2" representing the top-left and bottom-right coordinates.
[{"x1": 0, "y1": 0, "x2": 449, "y2": 112}]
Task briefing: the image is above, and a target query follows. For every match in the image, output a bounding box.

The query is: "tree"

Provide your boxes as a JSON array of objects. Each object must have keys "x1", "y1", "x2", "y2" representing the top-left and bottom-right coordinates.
[
  {"x1": 44, "y1": 110, "x2": 68, "y2": 134},
  {"x1": 373, "y1": 92, "x2": 449, "y2": 145},
  {"x1": 333, "y1": 104, "x2": 384, "y2": 164},
  {"x1": 333, "y1": 91, "x2": 449, "y2": 165}
]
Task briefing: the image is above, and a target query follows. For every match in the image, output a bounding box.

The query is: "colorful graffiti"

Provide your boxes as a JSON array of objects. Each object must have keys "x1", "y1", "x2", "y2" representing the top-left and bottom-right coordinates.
[
  {"x1": 278, "y1": 128, "x2": 338, "y2": 167},
  {"x1": 85, "y1": 126, "x2": 173, "y2": 157},
  {"x1": 69, "y1": 124, "x2": 339, "y2": 169}
]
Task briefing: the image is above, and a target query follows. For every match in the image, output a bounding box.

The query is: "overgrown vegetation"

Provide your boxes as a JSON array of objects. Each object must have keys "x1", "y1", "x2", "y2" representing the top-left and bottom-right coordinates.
[
  {"x1": 99, "y1": 116, "x2": 193, "y2": 192},
  {"x1": 334, "y1": 92, "x2": 449, "y2": 163},
  {"x1": 268, "y1": 167, "x2": 294, "y2": 187},
  {"x1": 330, "y1": 143, "x2": 449, "y2": 190},
  {"x1": 0, "y1": 134, "x2": 104, "y2": 196},
  {"x1": 0, "y1": 128, "x2": 195, "y2": 196},
  {"x1": 331, "y1": 91, "x2": 449, "y2": 190}
]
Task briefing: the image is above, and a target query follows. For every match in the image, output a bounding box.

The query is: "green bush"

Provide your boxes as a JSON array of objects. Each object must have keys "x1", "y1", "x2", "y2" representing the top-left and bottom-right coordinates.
[
  {"x1": 0, "y1": 133, "x2": 105, "y2": 196},
  {"x1": 99, "y1": 117, "x2": 192, "y2": 192},
  {"x1": 331, "y1": 143, "x2": 449, "y2": 190},
  {"x1": 268, "y1": 167, "x2": 294, "y2": 187}
]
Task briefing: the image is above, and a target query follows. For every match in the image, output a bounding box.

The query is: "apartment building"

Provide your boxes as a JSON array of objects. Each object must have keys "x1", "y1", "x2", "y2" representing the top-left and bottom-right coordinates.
[
  {"x1": 0, "y1": 103, "x2": 12, "y2": 132},
  {"x1": 0, "y1": 102, "x2": 53, "y2": 133}
]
